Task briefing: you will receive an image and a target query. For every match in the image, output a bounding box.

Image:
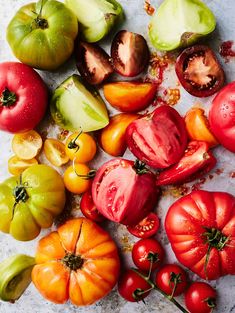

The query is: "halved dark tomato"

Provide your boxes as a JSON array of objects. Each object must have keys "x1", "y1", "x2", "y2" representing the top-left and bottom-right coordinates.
[
  {"x1": 156, "y1": 141, "x2": 216, "y2": 186},
  {"x1": 175, "y1": 45, "x2": 225, "y2": 97},
  {"x1": 127, "y1": 213, "x2": 160, "y2": 238},
  {"x1": 111, "y1": 30, "x2": 149, "y2": 77},
  {"x1": 80, "y1": 190, "x2": 105, "y2": 223},
  {"x1": 76, "y1": 41, "x2": 113, "y2": 85}
]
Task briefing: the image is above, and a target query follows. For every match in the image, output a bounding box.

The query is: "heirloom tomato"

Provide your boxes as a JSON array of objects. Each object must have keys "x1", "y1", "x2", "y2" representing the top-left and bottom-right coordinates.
[
  {"x1": 165, "y1": 190, "x2": 235, "y2": 280},
  {"x1": 126, "y1": 105, "x2": 188, "y2": 169},
  {"x1": 92, "y1": 159, "x2": 158, "y2": 225},
  {"x1": 0, "y1": 164, "x2": 66, "y2": 241},
  {"x1": 32, "y1": 218, "x2": 120, "y2": 305}
]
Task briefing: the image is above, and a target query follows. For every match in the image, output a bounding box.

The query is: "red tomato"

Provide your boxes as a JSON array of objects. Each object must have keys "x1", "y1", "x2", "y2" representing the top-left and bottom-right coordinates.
[
  {"x1": 92, "y1": 159, "x2": 158, "y2": 226},
  {"x1": 185, "y1": 282, "x2": 216, "y2": 313},
  {"x1": 126, "y1": 105, "x2": 188, "y2": 169},
  {"x1": 209, "y1": 81, "x2": 235, "y2": 153},
  {"x1": 80, "y1": 190, "x2": 105, "y2": 222},
  {"x1": 156, "y1": 141, "x2": 216, "y2": 186},
  {"x1": 118, "y1": 269, "x2": 151, "y2": 302},
  {"x1": 155, "y1": 264, "x2": 187, "y2": 297},
  {"x1": 165, "y1": 190, "x2": 235, "y2": 280},
  {"x1": 127, "y1": 213, "x2": 160, "y2": 238},
  {"x1": 0, "y1": 62, "x2": 48, "y2": 133},
  {"x1": 132, "y1": 238, "x2": 165, "y2": 271}
]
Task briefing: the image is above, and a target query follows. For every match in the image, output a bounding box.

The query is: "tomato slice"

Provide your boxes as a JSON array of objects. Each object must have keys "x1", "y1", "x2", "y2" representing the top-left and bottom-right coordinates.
[
  {"x1": 80, "y1": 190, "x2": 105, "y2": 222},
  {"x1": 175, "y1": 45, "x2": 225, "y2": 97},
  {"x1": 127, "y1": 213, "x2": 160, "y2": 238},
  {"x1": 12, "y1": 130, "x2": 42, "y2": 160},
  {"x1": 156, "y1": 141, "x2": 216, "y2": 186},
  {"x1": 44, "y1": 138, "x2": 69, "y2": 167},
  {"x1": 8, "y1": 155, "x2": 38, "y2": 176}
]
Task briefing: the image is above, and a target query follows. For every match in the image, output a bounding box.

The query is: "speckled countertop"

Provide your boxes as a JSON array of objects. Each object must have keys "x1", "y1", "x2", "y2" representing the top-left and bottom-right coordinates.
[{"x1": 0, "y1": 0, "x2": 235, "y2": 313}]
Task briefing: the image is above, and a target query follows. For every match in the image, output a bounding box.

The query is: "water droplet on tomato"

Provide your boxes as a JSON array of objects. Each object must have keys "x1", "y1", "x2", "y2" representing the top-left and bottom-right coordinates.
[
  {"x1": 223, "y1": 114, "x2": 227, "y2": 118},
  {"x1": 229, "y1": 111, "x2": 235, "y2": 117}
]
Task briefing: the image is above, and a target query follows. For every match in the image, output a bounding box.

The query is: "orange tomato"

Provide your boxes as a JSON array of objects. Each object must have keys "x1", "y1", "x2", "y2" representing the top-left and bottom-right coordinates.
[
  {"x1": 103, "y1": 82, "x2": 157, "y2": 112},
  {"x1": 99, "y1": 113, "x2": 139, "y2": 156},
  {"x1": 31, "y1": 218, "x2": 120, "y2": 306},
  {"x1": 65, "y1": 132, "x2": 96, "y2": 163},
  {"x1": 43, "y1": 138, "x2": 69, "y2": 167},
  {"x1": 8, "y1": 155, "x2": 38, "y2": 176},
  {"x1": 185, "y1": 108, "x2": 218, "y2": 147},
  {"x1": 63, "y1": 163, "x2": 92, "y2": 194},
  {"x1": 12, "y1": 130, "x2": 42, "y2": 160}
]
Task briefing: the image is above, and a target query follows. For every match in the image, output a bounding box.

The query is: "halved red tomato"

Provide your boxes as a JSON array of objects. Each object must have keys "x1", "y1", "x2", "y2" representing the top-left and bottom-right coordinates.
[
  {"x1": 127, "y1": 213, "x2": 160, "y2": 238},
  {"x1": 80, "y1": 190, "x2": 105, "y2": 222}
]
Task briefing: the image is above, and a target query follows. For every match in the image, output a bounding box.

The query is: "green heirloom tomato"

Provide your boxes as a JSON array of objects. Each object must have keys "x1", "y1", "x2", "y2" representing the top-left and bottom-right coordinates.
[
  {"x1": 0, "y1": 254, "x2": 35, "y2": 302},
  {"x1": 7, "y1": 0, "x2": 78, "y2": 70},
  {"x1": 65, "y1": 0, "x2": 123, "y2": 42},
  {"x1": 50, "y1": 75, "x2": 109, "y2": 132},
  {"x1": 0, "y1": 164, "x2": 66, "y2": 241},
  {"x1": 149, "y1": 0, "x2": 216, "y2": 51}
]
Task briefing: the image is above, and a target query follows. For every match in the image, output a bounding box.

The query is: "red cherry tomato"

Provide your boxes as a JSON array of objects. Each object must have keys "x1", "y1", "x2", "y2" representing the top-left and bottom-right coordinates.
[
  {"x1": 80, "y1": 190, "x2": 105, "y2": 222},
  {"x1": 118, "y1": 269, "x2": 151, "y2": 302},
  {"x1": 132, "y1": 238, "x2": 165, "y2": 271},
  {"x1": 185, "y1": 282, "x2": 216, "y2": 313},
  {"x1": 127, "y1": 213, "x2": 160, "y2": 239},
  {"x1": 175, "y1": 45, "x2": 225, "y2": 98},
  {"x1": 155, "y1": 264, "x2": 187, "y2": 297}
]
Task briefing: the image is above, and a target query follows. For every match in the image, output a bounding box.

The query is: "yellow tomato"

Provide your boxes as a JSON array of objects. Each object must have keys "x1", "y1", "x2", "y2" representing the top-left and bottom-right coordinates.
[
  {"x1": 12, "y1": 130, "x2": 42, "y2": 160},
  {"x1": 63, "y1": 163, "x2": 92, "y2": 194},
  {"x1": 43, "y1": 138, "x2": 69, "y2": 167},
  {"x1": 8, "y1": 155, "x2": 38, "y2": 176}
]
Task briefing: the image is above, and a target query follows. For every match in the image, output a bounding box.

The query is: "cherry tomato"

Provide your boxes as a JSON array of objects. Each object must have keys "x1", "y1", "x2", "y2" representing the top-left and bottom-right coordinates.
[
  {"x1": 155, "y1": 264, "x2": 187, "y2": 297},
  {"x1": 80, "y1": 190, "x2": 105, "y2": 222},
  {"x1": 64, "y1": 163, "x2": 92, "y2": 194},
  {"x1": 185, "y1": 108, "x2": 218, "y2": 147},
  {"x1": 118, "y1": 269, "x2": 151, "y2": 302},
  {"x1": 99, "y1": 113, "x2": 139, "y2": 157},
  {"x1": 12, "y1": 130, "x2": 42, "y2": 160},
  {"x1": 8, "y1": 155, "x2": 38, "y2": 176},
  {"x1": 65, "y1": 132, "x2": 97, "y2": 163},
  {"x1": 185, "y1": 282, "x2": 216, "y2": 313},
  {"x1": 44, "y1": 138, "x2": 69, "y2": 167},
  {"x1": 175, "y1": 45, "x2": 225, "y2": 97},
  {"x1": 127, "y1": 213, "x2": 160, "y2": 238},
  {"x1": 132, "y1": 238, "x2": 165, "y2": 271}
]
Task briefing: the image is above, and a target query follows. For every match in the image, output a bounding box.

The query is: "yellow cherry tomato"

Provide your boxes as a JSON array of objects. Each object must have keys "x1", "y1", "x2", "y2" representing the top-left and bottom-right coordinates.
[
  {"x1": 65, "y1": 132, "x2": 97, "y2": 163},
  {"x1": 8, "y1": 155, "x2": 38, "y2": 176},
  {"x1": 63, "y1": 163, "x2": 93, "y2": 194},
  {"x1": 12, "y1": 130, "x2": 42, "y2": 160},
  {"x1": 43, "y1": 138, "x2": 69, "y2": 167}
]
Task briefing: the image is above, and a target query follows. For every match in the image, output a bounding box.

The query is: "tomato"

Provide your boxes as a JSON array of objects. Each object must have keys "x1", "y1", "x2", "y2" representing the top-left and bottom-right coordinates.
[
  {"x1": 92, "y1": 159, "x2": 158, "y2": 226},
  {"x1": 118, "y1": 269, "x2": 151, "y2": 302},
  {"x1": 80, "y1": 190, "x2": 105, "y2": 222},
  {"x1": 126, "y1": 105, "x2": 188, "y2": 169},
  {"x1": 65, "y1": 132, "x2": 97, "y2": 163},
  {"x1": 0, "y1": 62, "x2": 48, "y2": 133},
  {"x1": 209, "y1": 81, "x2": 235, "y2": 153},
  {"x1": 127, "y1": 213, "x2": 160, "y2": 239},
  {"x1": 175, "y1": 45, "x2": 225, "y2": 97},
  {"x1": 32, "y1": 218, "x2": 120, "y2": 305},
  {"x1": 8, "y1": 156, "x2": 38, "y2": 176},
  {"x1": 156, "y1": 141, "x2": 217, "y2": 186},
  {"x1": 165, "y1": 190, "x2": 235, "y2": 280},
  {"x1": 44, "y1": 139, "x2": 69, "y2": 167},
  {"x1": 0, "y1": 164, "x2": 66, "y2": 241},
  {"x1": 7, "y1": 0, "x2": 78, "y2": 70},
  {"x1": 99, "y1": 113, "x2": 139, "y2": 157},
  {"x1": 103, "y1": 82, "x2": 157, "y2": 113},
  {"x1": 185, "y1": 108, "x2": 218, "y2": 147},
  {"x1": 132, "y1": 238, "x2": 165, "y2": 271},
  {"x1": 12, "y1": 130, "x2": 42, "y2": 160},
  {"x1": 155, "y1": 264, "x2": 187, "y2": 297},
  {"x1": 64, "y1": 163, "x2": 92, "y2": 194}
]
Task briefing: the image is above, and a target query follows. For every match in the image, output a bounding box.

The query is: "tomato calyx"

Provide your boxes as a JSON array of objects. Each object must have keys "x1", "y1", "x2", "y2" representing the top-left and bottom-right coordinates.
[
  {"x1": 0, "y1": 87, "x2": 17, "y2": 107},
  {"x1": 147, "y1": 251, "x2": 160, "y2": 264},
  {"x1": 32, "y1": 2, "x2": 48, "y2": 30},
  {"x1": 205, "y1": 297, "x2": 216, "y2": 309},
  {"x1": 13, "y1": 177, "x2": 30, "y2": 204},
  {"x1": 132, "y1": 160, "x2": 149, "y2": 175},
  {"x1": 62, "y1": 253, "x2": 84, "y2": 271},
  {"x1": 67, "y1": 130, "x2": 82, "y2": 150},
  {"x1": 169, "y1": 272, "x2": 182, "y2": 299},
  {"x1": 72, "y1": 160, "x2": 96, "y2": 180}
]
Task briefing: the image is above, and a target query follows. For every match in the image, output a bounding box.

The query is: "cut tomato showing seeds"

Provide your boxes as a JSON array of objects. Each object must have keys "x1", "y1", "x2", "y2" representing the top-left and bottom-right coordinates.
[
  {"x1": 127, "y1": 213, "x2": 160, "y2": 238},
  {"x1": 43, "y1": 138, "x2": 69, "y2": 167},
  {"x1": 8, "y1": 155, "x2": 38, "y2": 176},
  {"x1": 12, "y1": 130, "x2": 42, "y2": 160}
]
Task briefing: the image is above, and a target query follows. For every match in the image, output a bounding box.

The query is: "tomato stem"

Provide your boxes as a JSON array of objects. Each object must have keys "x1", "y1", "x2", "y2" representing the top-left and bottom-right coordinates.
[
  {"x1": 68, "y1": 130, "x2": 83, "y2": 150},
  {"x1": 0, "y1": 88, "x2": 17, "y2": 107},
  {"x1": 62, "y1": 253, "x2": 83, "y2": 271},
  {"x1": 133, "y1": 160, "x2": 150, "y2": 175},
  {"x1": 169, "y1": 272, "x2": 182, "y2": 299}
]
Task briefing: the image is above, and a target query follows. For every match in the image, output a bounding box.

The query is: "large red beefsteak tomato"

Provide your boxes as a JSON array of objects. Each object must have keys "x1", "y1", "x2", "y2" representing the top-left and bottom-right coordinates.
[{"x1": 165, "y1": 190, "x2": 235, "y2": 280}]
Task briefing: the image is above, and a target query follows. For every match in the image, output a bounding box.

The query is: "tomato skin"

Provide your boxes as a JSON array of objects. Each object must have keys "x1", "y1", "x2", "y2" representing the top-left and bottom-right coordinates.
[
  {"x1": 126, "y1": 105, "x2": 188, "y2": 169},
  {"x1": 0, "y1": 62, "x2": 48, "y2": 133},
  {"x1": 99, "y1": 113, "x2": 139, "y2": 157},
  {"x1": 132, "y1": 238, "x2": 165, "y2": 271},
  {"x1": 127, "y1": 213, "x2": 160, "y2": 238},
  {"x1": 92, "y1": 158, "x2": 158, "y2": 226},
  {"x1": 80, "y1": 190, "x2": 105, "y2": 222},
  {"x1": 156, "y1": 141, "x2": 217, "y2": 186},
  {"x1": 185, "y1": 282, "x2": 216, "y2": 313},
  {"x1": 103, "y1": 82, "x2": 157, "y2": 112},
  {"x1": 165, "y1": 190, "x2": 235, "y2": 280},
  {"x1": 155, "y1": 264, "x2": 187, "y2": 297},
  {"x1": 209, "y1": 81, "x2": 235, "y2": 153},
  {"x1": 64, "y1": 163, "x2": 91, "y2": 194},
  {"x1": 118, "y1": 269, "x2": 151, "y2": 302}
]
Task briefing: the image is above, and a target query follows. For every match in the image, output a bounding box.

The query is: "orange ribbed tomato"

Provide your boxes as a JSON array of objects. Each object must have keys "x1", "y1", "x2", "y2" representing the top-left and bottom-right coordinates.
[{"x1": 32, "y1": 218, "x2": 120, "y2": 306}]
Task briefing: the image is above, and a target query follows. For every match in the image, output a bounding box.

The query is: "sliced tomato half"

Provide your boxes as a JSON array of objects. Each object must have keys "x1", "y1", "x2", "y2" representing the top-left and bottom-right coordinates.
[{"x1": 127, "y1": 213, "x2": 160, "y2": 238}]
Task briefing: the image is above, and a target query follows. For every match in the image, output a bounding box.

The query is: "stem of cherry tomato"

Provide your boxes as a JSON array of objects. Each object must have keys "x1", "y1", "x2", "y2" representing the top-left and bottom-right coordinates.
[
  {"x1": 68, "y1": 130, "x2": 83, "y2": 150},
  {"x1": 72, "y1": 159, "x2": 96, "y2": 180},
  {"x1": 169, "y1": 272, "x2": 182, "y2": 299}
]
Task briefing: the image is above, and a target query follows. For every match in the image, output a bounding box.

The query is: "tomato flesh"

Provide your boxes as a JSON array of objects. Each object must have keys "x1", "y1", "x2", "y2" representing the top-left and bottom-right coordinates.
[
  {"x1": 80, "y1": 190, "x2": 105, "y2": 222},
  {"x1": 127, "y1": 213, "x2": 160, "y2": 238}
]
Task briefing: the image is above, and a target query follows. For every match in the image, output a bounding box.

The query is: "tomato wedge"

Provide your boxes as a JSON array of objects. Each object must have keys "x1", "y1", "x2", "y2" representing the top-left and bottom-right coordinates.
[
  {"x1": 12, "y1": 130, "x2": 42, "y2": 160},
  {"x1": 127, "y1": 213, "x2": 160, "y2": 238},
  {"x1": 80, "y1": 190, "x2": 105, "y2": 222},
  {"x1": 156, "y1": 141, "x2": 216, "y2": 186},
  {"x1": 44, "y1": 138, "x2": 69, "y2": 167}
]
